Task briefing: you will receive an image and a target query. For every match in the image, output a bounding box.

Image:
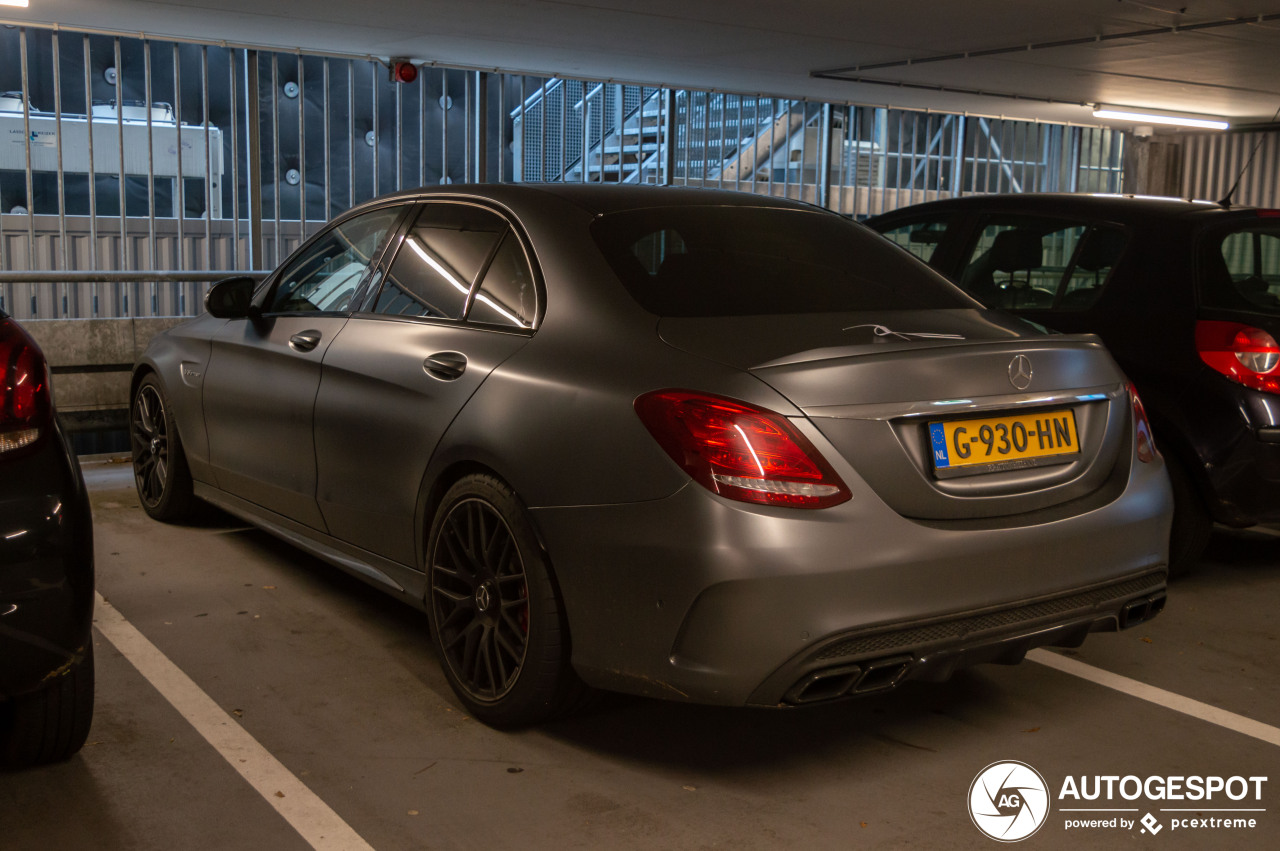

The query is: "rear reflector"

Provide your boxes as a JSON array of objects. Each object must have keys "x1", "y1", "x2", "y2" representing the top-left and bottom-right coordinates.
[
  {"x1": 635, "y1": 389, "x2": 851, "y2": 508},
  {"x1": 1195, "y1": 319, "x2": 1280, "y2": 394},
  {"x1": 1127, "y1": 383, "x2": 1158, "y2": 463},
  {"x1": 0, "y1": 318, "x2": 52, "y2": 454}
]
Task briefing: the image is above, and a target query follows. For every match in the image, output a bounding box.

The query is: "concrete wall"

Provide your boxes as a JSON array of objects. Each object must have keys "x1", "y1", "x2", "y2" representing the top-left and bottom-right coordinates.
[{"x1": 24, "y1": 317, "x2": 190, "y2": 419}]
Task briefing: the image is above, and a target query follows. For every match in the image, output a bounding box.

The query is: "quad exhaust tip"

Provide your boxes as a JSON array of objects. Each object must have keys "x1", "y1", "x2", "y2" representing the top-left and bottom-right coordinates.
[
  {"x1": 1119, "y1": 591, "x2": 1167, "y2": 629},
  {"x1": 784, "y1": 655, "x2": 913, "y2": 705}
]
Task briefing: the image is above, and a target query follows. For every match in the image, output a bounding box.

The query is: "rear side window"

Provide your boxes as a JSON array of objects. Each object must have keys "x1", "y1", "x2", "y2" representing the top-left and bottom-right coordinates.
[
  {"x1": 373, "y1": 203, "x2": 507, "y2": 320},
  {"x1": 958, "y1": 217, "x2": 1126, "y2": 311},
  {"x1": 1201, "y1": 225, "x2": 1280, "y2": 313},
  {"x1": 592, "y1": 206, "x2": 972, "y2": 317},
  {"x1": 468, "y1": 232, "x2": 537, "y2": 329}
]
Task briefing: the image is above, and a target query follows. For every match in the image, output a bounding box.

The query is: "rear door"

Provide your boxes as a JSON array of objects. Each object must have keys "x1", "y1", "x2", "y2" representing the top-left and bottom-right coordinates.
[
  {"x1": 313, "y1": 201, "x2": 540, "y2": 566},
  {"x1": 203, "y1": 204, "x2": 407, "y2": 528}
]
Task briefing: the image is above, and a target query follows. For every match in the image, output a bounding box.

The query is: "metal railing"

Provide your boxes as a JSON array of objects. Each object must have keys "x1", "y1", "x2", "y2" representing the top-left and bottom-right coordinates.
[
  {"x1": 0, "y1": 269, "x2": 267, "y2": 320},
  {"x1": 1, "y1": 20, "x2": 1128, "y2": 321}
]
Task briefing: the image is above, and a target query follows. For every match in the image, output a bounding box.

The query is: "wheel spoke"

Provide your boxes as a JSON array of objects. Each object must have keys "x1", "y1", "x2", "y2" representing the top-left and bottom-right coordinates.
[
  {"x1": 432, "y1": 584, "x2": 469, "y2": 604},
  {"x1": 442, "y1": 521, "x2": 478, "y2": 583},
  {"x1": 148, "y1": 465, "x2": 164, "y2": 503},
  {"x1": 460, "y1": 621, "x2": 483, "y2": 684},
  {"x1": 136, "y1": 391, "x2": 156, "y2": 435},
  {"x1": 491, "y1": 533, "x2": 514, "y2": 576},
  {"x1": 487, "y1": 628, "x2": 509, "y2": 688},
  {"x1": 493, "y1": 625, "x2": 523, "y2": 666},
  {"x1": 499, "y1": 605, "x2": 527, "y2": 639}
]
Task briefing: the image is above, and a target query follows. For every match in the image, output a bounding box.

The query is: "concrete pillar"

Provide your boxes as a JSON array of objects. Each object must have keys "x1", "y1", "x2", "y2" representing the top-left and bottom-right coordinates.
[{"x1": 1121, "y1": 131, "x2": 1184, "y2": 197}]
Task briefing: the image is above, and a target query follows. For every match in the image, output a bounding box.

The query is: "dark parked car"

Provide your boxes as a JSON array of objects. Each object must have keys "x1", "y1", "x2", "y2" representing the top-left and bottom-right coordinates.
[
  {"x1": 0, "y1": 310, "x2": 95, "y2": 767},
  {"x1": 132, "y1": 185, "x2": 1170, "y2": 727},
  {"x1": 868, "y1": 193, "x2": 1280, "y2": 572}
]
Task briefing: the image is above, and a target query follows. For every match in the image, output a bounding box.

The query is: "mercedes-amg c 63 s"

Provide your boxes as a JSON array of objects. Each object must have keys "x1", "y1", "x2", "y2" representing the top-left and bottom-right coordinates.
[{"x1": 132, "y1": 185, "x2": 1171, "y2": 726}]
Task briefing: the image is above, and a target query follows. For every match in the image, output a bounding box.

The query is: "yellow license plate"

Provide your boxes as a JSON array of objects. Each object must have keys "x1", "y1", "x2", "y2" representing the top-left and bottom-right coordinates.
[{"x1": 929, "y1": 409, "x2": 1080, "y2": 474}]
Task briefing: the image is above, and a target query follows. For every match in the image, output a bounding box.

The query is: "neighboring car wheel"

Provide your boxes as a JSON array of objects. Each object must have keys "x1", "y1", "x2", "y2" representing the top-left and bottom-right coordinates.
[
  {"x1": 131, "y1": 374, "x2": 195, "y2": 521},
  {"x1": 0, "y1": 643, "x2": 94, "y2": 768},
  {"x1": 427, "y1": 474, "x2": 587, "y2": 727},
  {"x1": 1164, "y1": 452, "x2": 1212, "y2": 576}
]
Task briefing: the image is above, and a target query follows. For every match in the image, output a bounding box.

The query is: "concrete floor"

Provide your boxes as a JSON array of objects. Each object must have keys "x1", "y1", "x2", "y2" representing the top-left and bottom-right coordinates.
[{"x1": 2, "y1": 459, "x2": 1277, "y2": 850}]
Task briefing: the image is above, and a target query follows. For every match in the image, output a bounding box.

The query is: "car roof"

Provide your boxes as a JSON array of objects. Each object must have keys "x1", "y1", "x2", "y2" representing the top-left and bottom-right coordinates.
[
  {"x1": 866, "y1": 192, "x2": 1273, "y2": 225},
  {"x1": 351, "y1": 182, "x2": 822, "y2": 218}
]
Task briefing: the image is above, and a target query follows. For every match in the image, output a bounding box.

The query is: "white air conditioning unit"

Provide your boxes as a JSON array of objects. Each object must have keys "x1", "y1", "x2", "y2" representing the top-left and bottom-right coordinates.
[{"x1": 0, "y1": 99, "x2": 224, "y2": 217}]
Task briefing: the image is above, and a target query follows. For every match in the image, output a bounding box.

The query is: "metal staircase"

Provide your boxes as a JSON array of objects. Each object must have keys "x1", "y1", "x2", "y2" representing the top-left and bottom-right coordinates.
[{"x1": 511, "y1": 82, "x2": 879, "y2": 190}]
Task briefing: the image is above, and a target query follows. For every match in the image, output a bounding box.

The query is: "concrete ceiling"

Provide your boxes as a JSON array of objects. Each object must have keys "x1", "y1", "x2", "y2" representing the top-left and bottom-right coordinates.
[{"x1": 6, "y1": 0, "x2": 1280, "y2": 130}]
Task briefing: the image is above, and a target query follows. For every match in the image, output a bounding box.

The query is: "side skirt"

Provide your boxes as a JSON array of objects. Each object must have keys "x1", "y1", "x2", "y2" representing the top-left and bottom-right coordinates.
[{"x1": 192, "y1": 482, "x2": 429, "y2": 612}]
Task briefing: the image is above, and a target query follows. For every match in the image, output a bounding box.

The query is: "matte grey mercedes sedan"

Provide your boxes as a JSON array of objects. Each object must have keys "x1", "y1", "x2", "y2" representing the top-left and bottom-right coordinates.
[{"x1": 132, "y1": 185, "x2": 1172, "y2": 727}]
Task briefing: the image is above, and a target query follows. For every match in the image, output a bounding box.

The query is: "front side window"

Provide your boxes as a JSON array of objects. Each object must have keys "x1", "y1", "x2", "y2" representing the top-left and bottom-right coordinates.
[
  {"x1": 266, "y1": 206, "x2": 403, "y2": 314},
  {"x1": 1201, "y1": 225, "x2": 1280, "y2": 313},
  {"x1": 958, "y1": 216, "x2": 1126, "y2": 311},
  {"x1": 372, "y1": 203, "x2": 507, "y2": 320}
]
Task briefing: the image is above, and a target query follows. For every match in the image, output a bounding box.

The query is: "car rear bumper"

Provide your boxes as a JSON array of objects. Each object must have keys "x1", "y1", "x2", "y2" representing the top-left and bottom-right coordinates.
[
  {"x1": 1200, "y1": 432, "x2": 1280, "y2": 526},
  {"x1": 0, "y1": 435, "x2": 95, "y2": 699},
  {"x1": 532, "y1": 452, "x2": 1171, "y2": 706}
]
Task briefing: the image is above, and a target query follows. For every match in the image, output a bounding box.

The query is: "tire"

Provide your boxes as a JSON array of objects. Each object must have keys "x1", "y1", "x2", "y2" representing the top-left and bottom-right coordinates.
[
  {"x1": 0, "y1": 643, "x2": 95, "y2": 768},
  {"x1": 426, "y1": 474, "x2": 588, "y2": 727},
  {"x1": 131, "y1": 373, "x2": 195, "y2": 521},
  {"x1": 1164, "y1": 452, "x2": 1212, "y2": 577}
]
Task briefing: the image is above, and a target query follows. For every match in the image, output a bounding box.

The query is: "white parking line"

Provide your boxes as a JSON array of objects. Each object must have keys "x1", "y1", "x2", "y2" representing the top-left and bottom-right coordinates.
[
  {"x1": 1028, "y1": 648, "x2": 1280, "y2": 747},
  {"x1": 93, "y1": 592, "x2": 376, "y2": 851}
]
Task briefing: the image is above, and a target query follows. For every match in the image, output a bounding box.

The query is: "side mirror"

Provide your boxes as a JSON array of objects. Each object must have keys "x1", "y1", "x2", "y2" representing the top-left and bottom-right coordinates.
[{"x1": 206, "y1": 276, "x2": 260, "y2": 319}]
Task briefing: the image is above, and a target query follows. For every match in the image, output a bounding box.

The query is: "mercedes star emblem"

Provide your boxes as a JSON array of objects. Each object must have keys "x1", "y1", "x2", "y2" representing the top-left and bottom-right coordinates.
[{"x1": 1009, "y1": 354, "x2": 1033, "y2": 390}]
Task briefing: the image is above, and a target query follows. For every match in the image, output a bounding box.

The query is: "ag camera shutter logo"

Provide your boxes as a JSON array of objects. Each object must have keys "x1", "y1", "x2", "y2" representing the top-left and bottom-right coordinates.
[{"x1": 969, "y1": 761, "x2": 1051, "y2": 842}]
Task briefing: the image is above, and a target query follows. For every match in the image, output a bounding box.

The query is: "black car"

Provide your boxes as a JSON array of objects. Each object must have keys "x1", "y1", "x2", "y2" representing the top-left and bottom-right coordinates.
[
  {"x1": 868, "y1": 193, "x2": 1280, "y2": 572},
  {"x1": 0, "y1": 310, "x2": 95, "y2": 767}
]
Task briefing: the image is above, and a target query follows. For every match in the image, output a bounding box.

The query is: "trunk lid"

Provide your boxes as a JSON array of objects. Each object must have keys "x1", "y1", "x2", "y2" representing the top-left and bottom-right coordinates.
[{"x1": 659, "y1": 310, "x2": 1131, "y2": 520}]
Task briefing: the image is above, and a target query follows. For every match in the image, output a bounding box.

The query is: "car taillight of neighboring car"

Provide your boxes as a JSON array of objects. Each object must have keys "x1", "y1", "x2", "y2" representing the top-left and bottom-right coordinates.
[
  {"x1": 0, "y1": 317, "x2": 52, "y2": 454},
  {"x1": 1195, "y1": 319, "x2": 1280, "y2": 394},
  {"x1": 635, "y1": 389, "x2": 851, "y2": 508},
  {"x1": 1127, "y1": 382, "x2": 1158, "y2": 464}
]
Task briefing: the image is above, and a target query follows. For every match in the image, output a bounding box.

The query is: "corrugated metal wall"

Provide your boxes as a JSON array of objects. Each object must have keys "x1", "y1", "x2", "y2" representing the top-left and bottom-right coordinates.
[{"x1": 1182, "y1": 130, "x2": 1280, "y2": 207}]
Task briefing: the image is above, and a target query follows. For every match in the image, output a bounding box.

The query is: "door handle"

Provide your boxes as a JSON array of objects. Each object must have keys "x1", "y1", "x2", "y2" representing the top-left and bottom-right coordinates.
[
  {"x1": 424, "y1": 351, "x2": 467, "y2": 381},
  {"x1": 289, "y1": 330, "x2": 323, "y2": 352}
]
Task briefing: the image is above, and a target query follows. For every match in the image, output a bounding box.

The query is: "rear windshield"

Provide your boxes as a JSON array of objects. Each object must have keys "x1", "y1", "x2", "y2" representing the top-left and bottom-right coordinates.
[
  {"x1": 1201, "y1": 221, "x2": 1280, "y2": 314},
  {"x1": 591, "y1": 206, "x2": 973, "y2": 317}
]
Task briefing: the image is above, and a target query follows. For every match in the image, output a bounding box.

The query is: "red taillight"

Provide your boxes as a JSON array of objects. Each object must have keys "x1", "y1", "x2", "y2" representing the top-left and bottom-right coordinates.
[
  {"x1": 1127, "y1": 382, "x2": 1158, "y2": 464},
  {"x1": 1195, "y1": 319, "x2": 1280, "y2": 394},
  {"x1": 634, "y1": 389, "x2": 851, "y2": 509},
  {"x1": 0, "y1": 318, "x2": 52, "y2": 454}
]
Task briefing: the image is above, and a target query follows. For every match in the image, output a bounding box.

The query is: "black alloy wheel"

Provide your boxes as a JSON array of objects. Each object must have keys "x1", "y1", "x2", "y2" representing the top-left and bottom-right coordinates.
[
  {"x1": 131, "y1": 375, "x2": 194, "y2": 521},
  {"x1": 432, "y1": 497, "x2": 530, "y2": 700},
  {"x1": 427, "y1": 474, "x2": 586, "y2": 727}
]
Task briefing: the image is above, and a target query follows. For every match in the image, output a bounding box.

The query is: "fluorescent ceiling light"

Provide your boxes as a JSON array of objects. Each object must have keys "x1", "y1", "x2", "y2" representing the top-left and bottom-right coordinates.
[
  {"x1": 0, "y1": 1, "x2": 30, "y2": 7},
  {"x1": 1093, "y1": 108, "x2": 1228, "y2": 131}
]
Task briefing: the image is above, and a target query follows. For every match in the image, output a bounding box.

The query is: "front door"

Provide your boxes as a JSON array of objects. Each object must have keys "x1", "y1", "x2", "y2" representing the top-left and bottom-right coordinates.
[{"x1": 202, "y1": 204, "x2": 407, "y2": 528}]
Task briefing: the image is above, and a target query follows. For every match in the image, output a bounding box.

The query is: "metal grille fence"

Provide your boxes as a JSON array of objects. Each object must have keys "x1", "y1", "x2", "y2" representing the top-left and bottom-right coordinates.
[{"x1": 1, "y1": 22, "x2": 1126, "y2": 320}]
